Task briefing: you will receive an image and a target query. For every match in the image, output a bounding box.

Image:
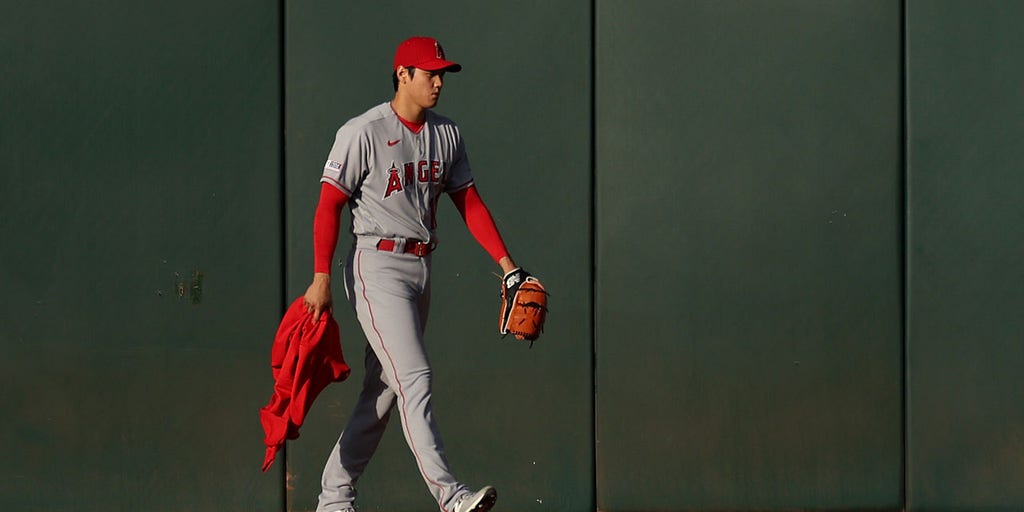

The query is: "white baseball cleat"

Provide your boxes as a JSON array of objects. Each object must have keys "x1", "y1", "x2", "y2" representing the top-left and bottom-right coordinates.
[{"x1": 453, "y1": 486, "x2": 497, "y2": 512}]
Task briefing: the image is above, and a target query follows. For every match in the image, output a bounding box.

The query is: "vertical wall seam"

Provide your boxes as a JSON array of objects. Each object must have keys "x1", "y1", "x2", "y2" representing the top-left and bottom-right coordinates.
[
  {"x1": 278, "y1": 4, "x2": 288, "y2": 322},
  {"x1": 589, "y1": 0, "x2": 598, "y2": 511},
  {"x1": 901, "y1": 0, "x2": 911, "y2": 510},
  {"x1": 278, "y1": 0, "x2": 289, "y2": 509}
]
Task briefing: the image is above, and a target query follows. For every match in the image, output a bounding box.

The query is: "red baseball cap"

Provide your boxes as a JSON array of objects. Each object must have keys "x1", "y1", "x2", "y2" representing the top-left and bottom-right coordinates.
[{"x1": 393, "y1": 36, "x2": 462, "y2": 72}]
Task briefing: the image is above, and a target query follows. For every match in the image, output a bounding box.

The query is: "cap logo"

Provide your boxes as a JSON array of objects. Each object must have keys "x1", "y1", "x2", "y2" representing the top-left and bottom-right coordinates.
[{"x1": 435, "y1": 41, "x2": 445, "y2": 59}]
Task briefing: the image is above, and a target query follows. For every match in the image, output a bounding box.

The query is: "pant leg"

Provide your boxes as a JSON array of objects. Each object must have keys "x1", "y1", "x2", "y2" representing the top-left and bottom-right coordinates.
[{"x1": 316, "y1": 343, "x2": 396, "y2": 512}]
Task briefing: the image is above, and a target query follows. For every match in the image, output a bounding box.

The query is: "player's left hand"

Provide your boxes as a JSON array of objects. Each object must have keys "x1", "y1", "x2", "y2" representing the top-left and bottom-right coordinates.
[{"x1": 499, "y1": 268, "x2": 548, "y2": 345}]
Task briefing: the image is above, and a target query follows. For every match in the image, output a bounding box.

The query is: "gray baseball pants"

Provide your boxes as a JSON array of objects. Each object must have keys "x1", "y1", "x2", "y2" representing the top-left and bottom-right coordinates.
[{"x1": 317, "y1": 239, "x2": 469, "y2": 512}]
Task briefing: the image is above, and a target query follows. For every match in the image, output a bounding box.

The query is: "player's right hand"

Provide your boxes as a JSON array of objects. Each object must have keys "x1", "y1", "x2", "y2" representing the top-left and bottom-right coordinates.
[{"x1": 303, "y1": 272, "x2": 333, "y2": 323}]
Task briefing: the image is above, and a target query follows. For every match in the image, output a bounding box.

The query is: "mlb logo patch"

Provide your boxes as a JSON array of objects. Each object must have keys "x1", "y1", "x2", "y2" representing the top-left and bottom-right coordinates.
[{"x1": 326, "y1": 160, "x2": 343, "y2": 171}]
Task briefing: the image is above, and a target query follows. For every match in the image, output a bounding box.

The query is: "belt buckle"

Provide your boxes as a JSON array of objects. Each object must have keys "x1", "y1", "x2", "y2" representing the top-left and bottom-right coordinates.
[{"x1": 411, "y1": 241, "x2": 431, "y2": 257}]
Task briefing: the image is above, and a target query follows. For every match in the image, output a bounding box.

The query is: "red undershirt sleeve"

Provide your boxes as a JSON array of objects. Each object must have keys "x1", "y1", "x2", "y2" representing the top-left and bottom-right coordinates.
[
  {"x1": 449, "y1": 185, "x2": 510, "y2": 264},
  {"x1": 314, "y1": 182, "x2": 349, "y2": 275}
]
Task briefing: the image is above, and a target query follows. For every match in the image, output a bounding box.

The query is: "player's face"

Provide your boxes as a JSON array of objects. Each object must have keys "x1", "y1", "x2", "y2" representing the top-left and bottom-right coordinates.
[{"x1": 407, "y1": 67, "x2": 446, "y2": 109}]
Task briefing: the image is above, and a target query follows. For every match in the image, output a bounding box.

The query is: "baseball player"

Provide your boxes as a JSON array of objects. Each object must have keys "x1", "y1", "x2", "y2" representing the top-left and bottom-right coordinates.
[{"x1": 302, "y1": 36, "x2": 520, "y2": 512}]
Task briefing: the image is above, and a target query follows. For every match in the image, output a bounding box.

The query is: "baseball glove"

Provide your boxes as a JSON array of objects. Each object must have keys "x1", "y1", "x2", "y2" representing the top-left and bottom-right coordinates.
[{"x1": 499, "y1": 268, "x2": 548, "y2": 345}]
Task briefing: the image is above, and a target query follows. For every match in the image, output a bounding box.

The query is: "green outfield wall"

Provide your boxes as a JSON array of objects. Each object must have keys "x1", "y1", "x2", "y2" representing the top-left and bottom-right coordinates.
[
  {"x1": 906, "y1": 1, "x2": 1024, "y2": 510},
  {"x1": 595, "y1": 1, "x2": 904, "y2": 510},
  {"x1": 0, "y1": 0, "x2": 283, "y2": 510},
  {"x1": 2, "y1": 1, "x2": 1022, "y2": 511}
]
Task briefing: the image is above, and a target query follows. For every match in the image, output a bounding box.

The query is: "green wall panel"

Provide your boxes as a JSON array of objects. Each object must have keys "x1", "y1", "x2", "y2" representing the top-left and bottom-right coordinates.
[
  {"x1": 595, "y1": 1, "x2": 903, "y2": 510},
  {"x1": 284, "y1": 2, "x2": 592, "y2": 511},
  {"x1": 0, "y1": 1, "x2": 282, "y2": 509},
  {"x1": 906, "y1": 1, "x2": 1024, "y2": 511}
]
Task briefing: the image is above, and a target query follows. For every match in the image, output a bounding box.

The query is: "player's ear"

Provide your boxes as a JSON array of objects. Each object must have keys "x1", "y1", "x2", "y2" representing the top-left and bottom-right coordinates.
[{"x1": 396, "y1": 66, "x2": 410, "y2": 85}]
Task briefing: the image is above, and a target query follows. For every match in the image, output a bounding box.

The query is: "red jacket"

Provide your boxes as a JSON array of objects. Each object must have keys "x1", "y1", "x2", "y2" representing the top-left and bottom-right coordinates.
[{"x1": 260, "y1": 297, "x2": 351, "y2": 472}]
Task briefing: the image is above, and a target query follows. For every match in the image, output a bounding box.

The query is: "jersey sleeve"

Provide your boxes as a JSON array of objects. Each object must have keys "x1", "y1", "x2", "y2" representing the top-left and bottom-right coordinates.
[
  {"x1": 444, "y1": 131, "x2": 474, "y2": 193},
  {"x1": 313, "y1": 182, "x2": 349, "y2": 274},
  {"x1": 449, "y1": 185, "x2": 510, "y2": 264},
  {"x1": 321, "y1": 124, "x2": 370, "y2": 195}
]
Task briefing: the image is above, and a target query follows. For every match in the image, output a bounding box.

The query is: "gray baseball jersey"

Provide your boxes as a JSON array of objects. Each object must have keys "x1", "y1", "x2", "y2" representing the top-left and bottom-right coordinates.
[{"x1": 321, "y1": 102, "x2": 474, "y2": 244}]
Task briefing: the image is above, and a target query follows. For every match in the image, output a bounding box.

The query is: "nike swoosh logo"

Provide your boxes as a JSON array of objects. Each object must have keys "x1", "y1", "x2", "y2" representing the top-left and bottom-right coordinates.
[{"x1": 387, "y1": 139, "x2": 401, "y2": 146}]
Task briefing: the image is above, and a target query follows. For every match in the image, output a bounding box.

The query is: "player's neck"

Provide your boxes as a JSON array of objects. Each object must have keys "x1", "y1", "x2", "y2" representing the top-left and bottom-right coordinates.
[{"x1": 390, "y1": 96, "x2": 427, "y2": 125}]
